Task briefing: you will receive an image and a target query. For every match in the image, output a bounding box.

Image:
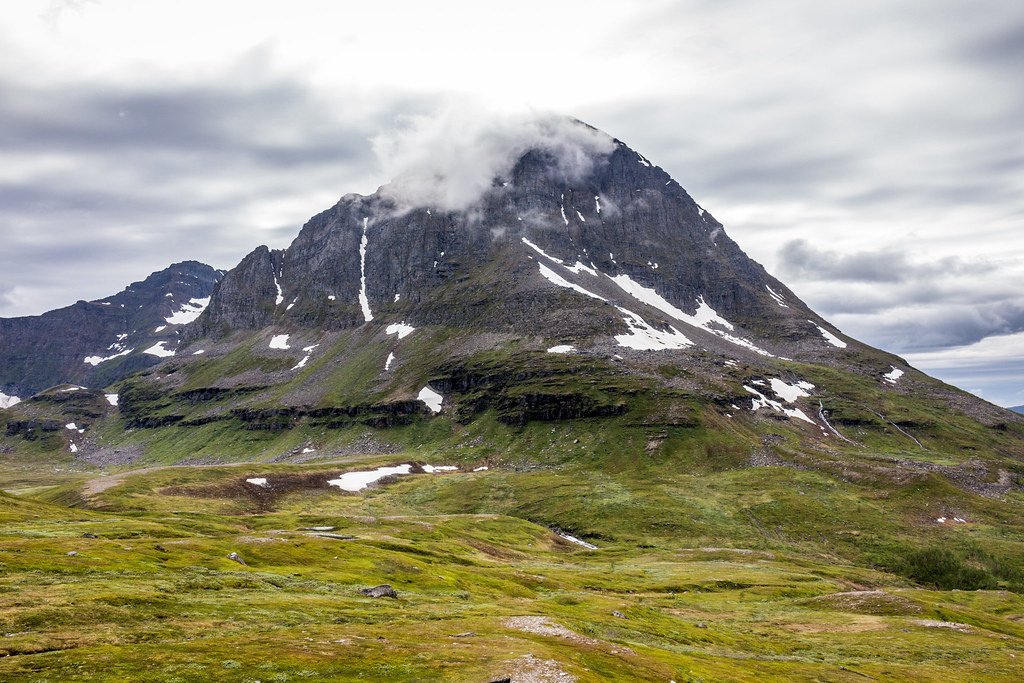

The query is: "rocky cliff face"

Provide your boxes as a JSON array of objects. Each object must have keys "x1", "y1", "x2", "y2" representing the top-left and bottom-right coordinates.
[
  {"x1": 192, "y1": 135, "x2": 836, "y2": 360},
  {"x1": 0, "y1": 261, "x2": 222, "y2": 397}
]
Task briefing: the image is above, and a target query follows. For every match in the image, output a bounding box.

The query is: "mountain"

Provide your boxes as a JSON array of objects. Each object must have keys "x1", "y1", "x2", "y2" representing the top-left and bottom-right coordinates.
[
  {"x1": 3, "y1": 121, "x2": 1021, "y2": 466},
  {"x1": 1012, "y1": 405, "x2": 1024, "y2": 414},
  {"x1": 0, "y1": 261, "x2": 222, "y2": 400},
  {"x1": 88, "y1": 121, "x2": 1012, "y2": 456},
  {"x1": 3, "y1": 118, "x2": 1024, "y2": 681},
  {"x1": 0, "y1": 118, "x2": 1015, "y2": 464}
]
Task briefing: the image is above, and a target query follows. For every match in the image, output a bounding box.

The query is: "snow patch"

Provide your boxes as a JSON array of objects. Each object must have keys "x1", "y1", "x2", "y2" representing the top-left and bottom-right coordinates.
[
  {"x1": 883, "y1": 366, "x2": 905, "y2": 384},
  {"x1": 765, "y1": 285, "x2": 788, "y2": 308},
  {"x1": 575, "y1": 209, "x2": 586, "y2": 223},
  {"x1": 291, "y1": 344, "x2": 319, "y2": 370},
  {"x1": 164, "y1": 297, "x2": 210, "y2": 325},
  {"x1": 564, "y1": 261, "x2": 597, "y2": 276},
  {"x1": 327, "y1": 295, "x2": 336, "y2": 301},
  {"x1": 418, "y1": 386, "x2": 443, "y2": 413},
  {"x1": 328, "y1": 465, "x2": 413, "y2": 492},
  {"x1": 192, "y1": 349, "x2": 205, "y2": 355},
  {"x1": 558, "y1": 532, "x2": 597, "y2": 550},
  {"x1": 614, "y1": 306, "x2": 692, "y2": 350},
  {"x1": 273, "y1": 270, "x2": 283, "y2": 306},
  {"x1": 594, "y1": 196, "x2": 602, "y2": 214},
  {"x1": 607, "y1": 275, "x2": 771, "y2": 356},
  {"x1": 358, "y1": 217, "x2": 373, "y2": 322},
  {"x1": 769, "y1": 378, "x2": 814, "y2": 403},
  {"x1": 246, "y1": 478, "x2": 268, "y2": 488},
  {"x1": 143, "y1": 341, "x2": 175, "y2": 358},
  {"x1": 421, "y1": 464, "x2": 458, "y2": 473},
  {"x1": 65, "y1": 422, "x2": 77, "y2": 431},
  {"x1": 385, "y1": 322, "x2": 416, "y2": 339},
  {"x1": 560, "y1": 204, "x2": 569, "y2": 226},
  {"x1": 744, "y1": 385, "x2": 815, "y2": 424},
  {"x1": 385, "y1": 352, "x2": 396, "y2": 371},
  {"x1": 84, "y1": 347, "x2": 134, "y2": 366},
  {"x1": 538, "y1": 263, "x2": 606, "y2": 301},
  {"x1": 812, "y1": 321, "x2": 848, "y2": 348},
  {"x1": 521, "y1": 237, "x2": 560, "y2": 262},
  {"x1": 154, "y1": 325, "x2": 167, "y2": 333},
  {"x1": 269, "y1": 334, "x2": 291, "y2": 350},
  {"x1": 1, "y1": 393, "x2": 22, "y2": 409},
  {"x1": 69, "y1": 442, "x2": 78, "y2": 453},
  {"x1": 547, "y1": 345, "x2": 575, "y2": 354},
  {"x1": 104, "y1": 393, "x2": 119, "y2": 407},
  {"x1": 473, "y1": 466, "x2": 489, "y2": 472}
]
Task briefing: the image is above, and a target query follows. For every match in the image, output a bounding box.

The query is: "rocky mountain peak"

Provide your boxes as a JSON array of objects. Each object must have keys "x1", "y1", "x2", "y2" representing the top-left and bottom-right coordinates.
[{"x1": 190, "y1": 121, "x2": 835, "y2": 367}]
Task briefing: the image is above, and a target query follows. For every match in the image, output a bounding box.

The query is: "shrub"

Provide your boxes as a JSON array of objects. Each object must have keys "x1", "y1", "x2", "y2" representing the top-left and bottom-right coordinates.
[{"x1": 903, "y1": 547, "x2": 996, "y2": 590}]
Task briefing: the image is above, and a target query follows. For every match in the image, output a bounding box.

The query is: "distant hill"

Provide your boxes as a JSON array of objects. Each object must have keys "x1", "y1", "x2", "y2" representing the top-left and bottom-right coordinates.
[
  {"x1": 1012, "y1": 405, "x2": 1024, "y2": 415},
  {"x1": 0, "y1": 261, "x2": 222, "y2": 398}
]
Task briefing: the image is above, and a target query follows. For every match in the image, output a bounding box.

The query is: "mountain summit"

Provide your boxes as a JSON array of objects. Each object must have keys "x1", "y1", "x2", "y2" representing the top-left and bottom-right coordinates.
[{"x1": 196, "y1": 120, "x2": 844, "y2": 359}]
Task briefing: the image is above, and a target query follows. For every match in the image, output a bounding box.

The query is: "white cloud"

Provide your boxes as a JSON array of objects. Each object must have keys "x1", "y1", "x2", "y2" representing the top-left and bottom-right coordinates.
[{"x1": 371, "y1": 105, "x2": 615, "y2": 211}]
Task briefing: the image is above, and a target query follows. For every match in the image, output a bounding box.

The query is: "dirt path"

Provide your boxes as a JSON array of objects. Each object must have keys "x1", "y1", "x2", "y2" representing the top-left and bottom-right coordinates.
[{"x1": 81, "y1": 466, "x2": 179, "y2": 496}]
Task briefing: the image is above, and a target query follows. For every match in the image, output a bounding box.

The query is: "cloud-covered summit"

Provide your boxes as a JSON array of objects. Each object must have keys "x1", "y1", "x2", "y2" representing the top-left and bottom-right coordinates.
[{"x1": 372, "y1": 108, "x2": 616, "y2": 211}]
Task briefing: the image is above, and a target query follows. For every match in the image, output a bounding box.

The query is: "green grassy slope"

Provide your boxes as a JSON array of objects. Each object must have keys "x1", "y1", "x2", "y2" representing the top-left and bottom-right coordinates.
[{"x1": 0, "y1": 437, "x2": 1023, "y2": 681}]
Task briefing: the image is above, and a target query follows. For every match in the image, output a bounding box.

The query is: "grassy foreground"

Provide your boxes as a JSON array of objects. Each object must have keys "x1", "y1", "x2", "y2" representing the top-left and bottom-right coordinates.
[{"x1": 1, "y1": 441, "x2": 1023, "y2": 682}]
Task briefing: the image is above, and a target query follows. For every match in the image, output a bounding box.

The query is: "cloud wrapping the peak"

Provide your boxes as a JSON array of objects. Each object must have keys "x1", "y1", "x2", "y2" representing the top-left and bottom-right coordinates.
[{"x1": 371, "y1": 106, "x2": 616, "y2": 211}]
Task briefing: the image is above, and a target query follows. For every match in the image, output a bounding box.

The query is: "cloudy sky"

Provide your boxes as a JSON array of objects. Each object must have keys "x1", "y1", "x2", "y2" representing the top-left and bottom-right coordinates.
[{"x1": 2, "y1": 0, "x2": 1022, "y2": 406}]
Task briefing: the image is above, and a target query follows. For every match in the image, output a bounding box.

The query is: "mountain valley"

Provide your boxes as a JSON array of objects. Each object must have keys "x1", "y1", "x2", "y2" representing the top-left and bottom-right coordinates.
[{"x1": 1, "y1": 120, "x2": 1023, "y2": 681}]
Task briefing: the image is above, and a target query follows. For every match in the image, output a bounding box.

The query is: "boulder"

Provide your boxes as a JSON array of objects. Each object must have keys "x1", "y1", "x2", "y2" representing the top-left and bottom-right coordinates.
[{"x1": 360, "y1": 584, "x2": 398, "y2": 598}]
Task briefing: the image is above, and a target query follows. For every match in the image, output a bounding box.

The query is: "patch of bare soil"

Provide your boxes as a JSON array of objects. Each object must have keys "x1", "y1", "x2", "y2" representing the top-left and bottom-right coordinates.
[
  {"x1": 82, "y1": 466, "x2": 169, "y2": 496},
  {"x1": 802, "y1": 590, "x2": 923, "y2": 616},
  {"x1": 503, "y1": 616, "x2": 634, "y2": 657},
  {"x1": 781, "y1": 614, "x2": 888, "y2": 634},
  {"x1": 914, "y1": 619, "x2": 972, "y2": 632},
  {"x1": 497, "y1": 654, "x2": 577, "y2": 683},
  {"x1": 161, "y1": 472, "x2": 334, "y2": 512}
]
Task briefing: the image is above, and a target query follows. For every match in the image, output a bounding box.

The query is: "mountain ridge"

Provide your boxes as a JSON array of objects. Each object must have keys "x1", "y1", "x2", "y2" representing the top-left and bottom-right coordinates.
[{"x1": 0, "y1": 260, "x2": 222, "y2": 398}]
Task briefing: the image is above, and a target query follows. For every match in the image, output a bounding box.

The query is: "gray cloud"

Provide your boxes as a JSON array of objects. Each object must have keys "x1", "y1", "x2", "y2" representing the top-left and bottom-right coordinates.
[
  {"x1": 833, "y1": 303, "x2": 1024, "y2": 353},
  {"x1": 0, "y1": 60, "x2": 433, "y2": 316},
  {"x1": 776, "y1": 240, "x2": 998, "y2": 284}
]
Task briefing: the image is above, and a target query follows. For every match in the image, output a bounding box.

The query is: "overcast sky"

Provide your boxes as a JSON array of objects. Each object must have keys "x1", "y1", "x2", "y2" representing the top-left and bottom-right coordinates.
[{"x1": 2, "y1": 0, "x2": 1022, "y2": 406}]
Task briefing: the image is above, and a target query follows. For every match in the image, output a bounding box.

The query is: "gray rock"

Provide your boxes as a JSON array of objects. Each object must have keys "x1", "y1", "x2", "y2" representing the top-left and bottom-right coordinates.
[
  {"x1": 612, "y1": 610, "x2": 626, "y2": 619},
  {"x1": 227, "y1": 552, "x2": 247, "y2": 566},
  {"x1": 360, "y1": 584, "x2": 398, "y2": 598}
]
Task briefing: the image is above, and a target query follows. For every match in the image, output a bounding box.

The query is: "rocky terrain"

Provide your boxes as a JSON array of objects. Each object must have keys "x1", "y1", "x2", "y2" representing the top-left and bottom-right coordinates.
[{"x1": 0, "y1": 261, "x2": 222, "y2": 399}]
